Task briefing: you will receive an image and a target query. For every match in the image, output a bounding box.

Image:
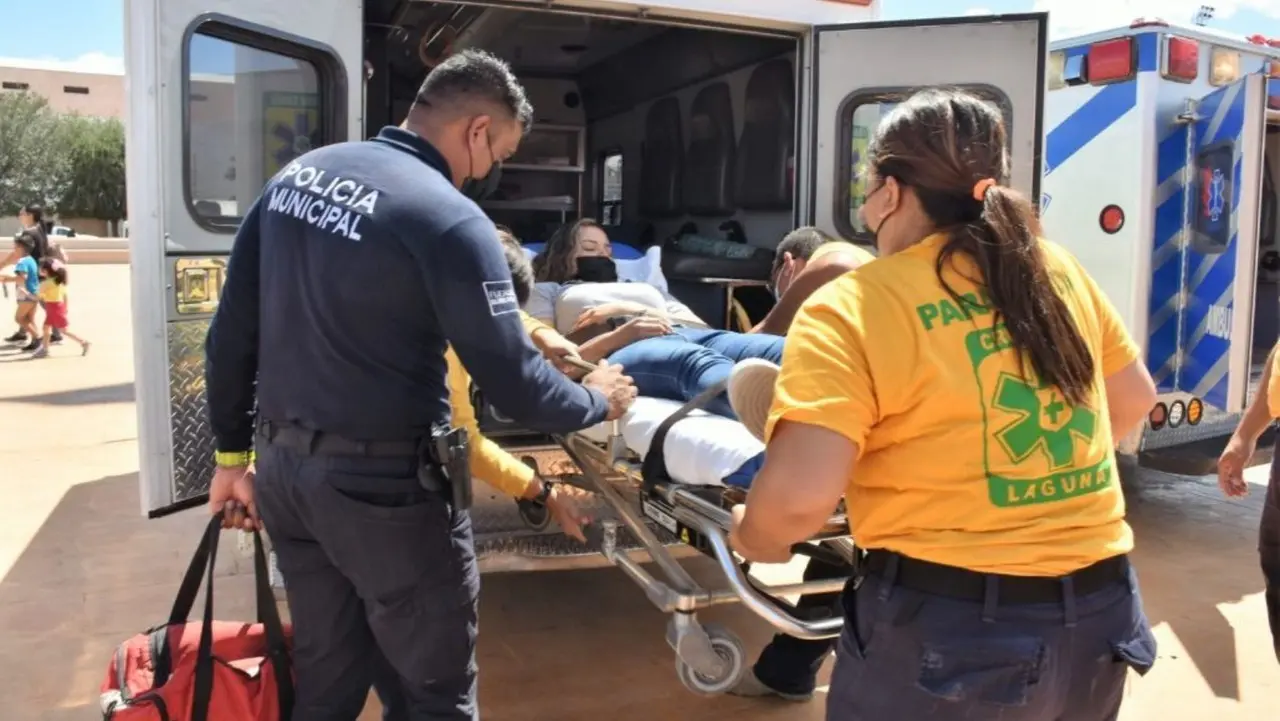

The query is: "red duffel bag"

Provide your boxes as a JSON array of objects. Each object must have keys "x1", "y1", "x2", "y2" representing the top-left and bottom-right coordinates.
[{"x1": 99, "y1": 515, "x2": 295, "y2": 720}]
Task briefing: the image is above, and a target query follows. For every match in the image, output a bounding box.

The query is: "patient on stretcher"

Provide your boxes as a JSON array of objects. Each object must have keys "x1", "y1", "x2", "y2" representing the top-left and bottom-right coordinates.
[{"x1": 527, "y1": 219, "x2": 784, "y2": 421}]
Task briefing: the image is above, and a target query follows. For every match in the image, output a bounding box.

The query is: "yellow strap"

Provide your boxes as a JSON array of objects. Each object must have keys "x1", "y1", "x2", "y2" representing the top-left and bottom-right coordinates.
[{"x1": 214, "y1": 450, "x2": 255, "y2": 467}]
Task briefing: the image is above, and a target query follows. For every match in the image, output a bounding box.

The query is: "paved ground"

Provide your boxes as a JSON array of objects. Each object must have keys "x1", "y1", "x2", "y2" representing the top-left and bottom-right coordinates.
[{"x1": 1, "y1": 265, "x2": 1278, "y2": 720}]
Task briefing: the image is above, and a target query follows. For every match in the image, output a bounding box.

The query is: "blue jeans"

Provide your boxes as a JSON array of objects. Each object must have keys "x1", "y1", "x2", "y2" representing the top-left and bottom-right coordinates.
[
  {"x1": 607, "y1": 327, "x2": 784, "y2": 418},
  {"x1": 825, "y1": 559, "x2": 1156, "y2": 721}
]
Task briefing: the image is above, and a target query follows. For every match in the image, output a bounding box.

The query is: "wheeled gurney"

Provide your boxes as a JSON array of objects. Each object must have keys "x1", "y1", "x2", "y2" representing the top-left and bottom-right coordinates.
[{"x1": 481, "y1": 377, "x2": 854, "y2": 695}]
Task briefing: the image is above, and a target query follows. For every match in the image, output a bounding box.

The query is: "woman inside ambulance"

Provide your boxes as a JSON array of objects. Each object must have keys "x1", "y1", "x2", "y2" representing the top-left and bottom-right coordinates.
[{"x1": 728, "y1": 88, "x2": 1161, "y2": 720}]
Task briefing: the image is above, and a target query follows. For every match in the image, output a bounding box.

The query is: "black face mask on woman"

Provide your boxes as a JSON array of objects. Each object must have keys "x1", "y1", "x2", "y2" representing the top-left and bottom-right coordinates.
[{"x1": 574, "y1": 256, "x2": 618, "y2": 283}]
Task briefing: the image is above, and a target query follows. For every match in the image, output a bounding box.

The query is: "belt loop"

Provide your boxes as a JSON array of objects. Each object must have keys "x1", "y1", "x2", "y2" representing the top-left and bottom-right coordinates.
[
  {"x1": 877, "y1": 554, "x2": 900, "y2": 602},
  {"x1": 261, "y1": 420, "x2": 274, "y2": 441},
  {"x1": 981, "y1": 576, "x2": 999, "y2": 623},
  {"x1": 306, "y1": 430, "x2": 320, "y2": 455},
  {"x1": 1061, "y1": 576, "x2": 1078, "y2": 628}
]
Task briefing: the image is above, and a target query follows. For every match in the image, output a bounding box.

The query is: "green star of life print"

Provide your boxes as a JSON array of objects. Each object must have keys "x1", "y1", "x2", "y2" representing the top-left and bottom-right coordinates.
[{"x1": 964, "y1": 324, "x2": 1114, "y2": 508}]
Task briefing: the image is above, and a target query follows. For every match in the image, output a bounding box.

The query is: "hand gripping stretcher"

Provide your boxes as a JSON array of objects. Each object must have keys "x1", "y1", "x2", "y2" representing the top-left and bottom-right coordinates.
[{"x1": 482, "y1": 356, "x2": 855, "y2": 695}]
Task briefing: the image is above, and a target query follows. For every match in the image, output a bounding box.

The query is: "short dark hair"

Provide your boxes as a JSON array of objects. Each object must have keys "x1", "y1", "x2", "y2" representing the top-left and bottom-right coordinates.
[
  {"x1": 774, "y1": 227, "x2": 834, "y2": 273},
  {"x1": 414, "y1": 49, "x2": 534, "y2": 131},
  {"x1": 496, "y1": 228, "x2": 534, "y2": 306}
]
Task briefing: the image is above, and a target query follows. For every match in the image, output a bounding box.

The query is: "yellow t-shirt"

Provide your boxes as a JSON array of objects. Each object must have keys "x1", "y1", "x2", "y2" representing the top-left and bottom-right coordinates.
[
  {"x1": 38, "y1": 278, "x2": 65, "y2": 303},
  {"x1": 1268, "y1": 349, "x2": 1280, "y2": 418},
  {"x1": 445, "y1": 346, "x2": 536, "y2": 498},
  {"x1": 809, "y1": 241, "x2": 876, "y2": 266},
  {"x1": 767, "y1": 233, "x2": 1140, "y2": 576}
]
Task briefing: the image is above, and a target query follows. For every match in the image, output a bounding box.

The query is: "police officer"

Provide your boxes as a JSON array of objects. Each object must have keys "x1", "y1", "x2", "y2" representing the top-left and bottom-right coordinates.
[
  {"x1": 204, "y1": 49, "x2": 636, "y2": 721},
  {"x1": 727, "y1": 89, "x2": 1160, "y2": 720}
]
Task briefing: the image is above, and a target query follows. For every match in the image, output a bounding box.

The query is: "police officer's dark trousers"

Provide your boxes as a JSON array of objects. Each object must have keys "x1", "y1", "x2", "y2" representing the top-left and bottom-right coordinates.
[
  {"x1": 752, "y1": 545, "x2": 851, "y2": 695},
  {"x1": 1263, "y1": 439, "x2": 1280, "y2": 662},
  {"x1": 254, "y1": 429, "x2": 481, "y2": 721},
  {"x1": 824, "y1": 551, "x2": 1156, "y2": 721}
]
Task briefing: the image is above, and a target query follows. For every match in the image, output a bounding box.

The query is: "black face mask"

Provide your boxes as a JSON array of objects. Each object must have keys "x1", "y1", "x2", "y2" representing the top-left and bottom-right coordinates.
[
  {"x1": 461, "y1": 164, "x2": 502, "y2": 201},
  {"x1": 574, "y1": 256, "x2": 618, "y2": 283}
]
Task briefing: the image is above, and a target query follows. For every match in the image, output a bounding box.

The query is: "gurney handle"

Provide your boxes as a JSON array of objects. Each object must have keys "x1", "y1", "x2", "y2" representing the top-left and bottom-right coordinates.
[{"x1": 564, "y1": 354, "x2": 623, "y2": 437}]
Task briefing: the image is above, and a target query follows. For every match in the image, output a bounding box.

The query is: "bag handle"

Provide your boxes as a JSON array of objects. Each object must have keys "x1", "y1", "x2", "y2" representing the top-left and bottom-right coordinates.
[{"x1": 187, "y1": 515, "x2": 295, "y2": 721}]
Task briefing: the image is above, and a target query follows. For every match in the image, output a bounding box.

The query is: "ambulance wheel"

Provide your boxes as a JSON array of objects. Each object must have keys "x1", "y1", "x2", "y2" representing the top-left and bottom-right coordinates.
[{"x1": 674, "y1": 624, "x2": 746, "y2": 696}]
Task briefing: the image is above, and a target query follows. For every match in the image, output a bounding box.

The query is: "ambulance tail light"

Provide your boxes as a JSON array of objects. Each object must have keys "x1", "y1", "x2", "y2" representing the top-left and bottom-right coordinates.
[
  {"x1": 1100, "y1": 205, "x2": 1125, "y2": 234},
  {"x1": 1089, "y1": 38, "x2": 1136, "y2": 84},
  {"x1": 1163, "y1": 36, "x2": 1199, "y2": 82}
]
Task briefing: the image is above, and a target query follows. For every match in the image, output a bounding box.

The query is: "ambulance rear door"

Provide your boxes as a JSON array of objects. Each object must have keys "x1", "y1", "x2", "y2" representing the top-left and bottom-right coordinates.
[
  {"x1": 124, "y1": 0, "x2": 362, "y2": 516},
  {"x1": 1174, "y1": 73, "x2": 1267, "y2": 413},
  {"x1": 805, "y1": 13, "x2": 1047, "y2": 239}
]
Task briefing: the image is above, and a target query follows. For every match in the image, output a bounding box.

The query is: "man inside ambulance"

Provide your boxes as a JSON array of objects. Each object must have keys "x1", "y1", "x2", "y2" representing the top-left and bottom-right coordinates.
[{"x1": 753, "y1": 227, "x2": 875, "y2": 336}]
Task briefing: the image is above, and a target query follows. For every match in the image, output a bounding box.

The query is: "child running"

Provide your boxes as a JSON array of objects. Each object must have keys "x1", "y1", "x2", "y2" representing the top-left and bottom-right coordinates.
[
  {"x1": 0, "y1": 233, "x2": 41, "y2": 349},
  {"x1": 31, "y1": 257, "x2": 89, "y2": 358}
]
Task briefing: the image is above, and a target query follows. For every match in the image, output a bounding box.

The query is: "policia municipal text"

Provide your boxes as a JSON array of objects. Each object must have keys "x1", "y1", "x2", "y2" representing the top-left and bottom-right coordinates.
[
  {"x1": 203, "y1": 51, "x2": 636, "y2": 721},
  {"x1": 730, "y1": 89, "x2": 1162, "y2": 720}
]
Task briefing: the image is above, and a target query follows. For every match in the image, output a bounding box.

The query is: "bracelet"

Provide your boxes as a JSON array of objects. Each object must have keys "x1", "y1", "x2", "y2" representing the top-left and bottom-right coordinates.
[{"x1": 214, "y1": 450, "x2": 255, "y2": 467}]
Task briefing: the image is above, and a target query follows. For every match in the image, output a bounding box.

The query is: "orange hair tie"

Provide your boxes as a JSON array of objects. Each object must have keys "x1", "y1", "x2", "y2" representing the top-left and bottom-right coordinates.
[{"x1": 972, "y1": 178, "x2": 996, "y2": 201}]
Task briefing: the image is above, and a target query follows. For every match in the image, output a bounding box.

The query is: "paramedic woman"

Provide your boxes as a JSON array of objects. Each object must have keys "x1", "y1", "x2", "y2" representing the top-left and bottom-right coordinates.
[{"x1": 728, "y1": 88, "x2": 1160, "y2": 720}]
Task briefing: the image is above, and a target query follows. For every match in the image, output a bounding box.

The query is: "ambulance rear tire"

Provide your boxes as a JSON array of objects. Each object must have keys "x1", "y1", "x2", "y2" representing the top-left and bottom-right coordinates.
[{"x1": 674, "y1": 624, "x2": 746, "y2": 696}]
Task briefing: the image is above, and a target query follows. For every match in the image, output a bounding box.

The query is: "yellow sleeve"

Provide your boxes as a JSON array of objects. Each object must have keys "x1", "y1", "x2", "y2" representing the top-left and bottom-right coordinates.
[
  {"x1": 446, "y1": 346, "x2": 537, "y2": 497},
  {"x1": 519, "y1": 310, "x2": 551, "y2": 336},
  {"x1": 765, "y1": 277, "x2": 877, "y2": 452}
]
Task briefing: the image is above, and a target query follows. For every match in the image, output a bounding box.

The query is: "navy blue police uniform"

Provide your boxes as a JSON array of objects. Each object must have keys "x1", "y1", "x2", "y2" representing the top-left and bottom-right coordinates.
[{"x1": 205, "y1": 126, "x2": 610, "y2": 720}]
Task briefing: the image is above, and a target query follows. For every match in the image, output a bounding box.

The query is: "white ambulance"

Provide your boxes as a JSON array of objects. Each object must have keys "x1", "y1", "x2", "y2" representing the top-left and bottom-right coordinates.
[
  {"x1": 1041, "y1": 18, "x2": 1280, "y2": 454},
  {"x1": 123, "y1": 0, "x2": 1049, "y2": 561}
]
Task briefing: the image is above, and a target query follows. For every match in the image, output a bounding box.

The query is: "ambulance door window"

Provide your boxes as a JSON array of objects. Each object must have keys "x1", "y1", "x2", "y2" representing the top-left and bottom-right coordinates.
[
  {"x1": 599, "y1": 149, "x2": 624, "y2": 225},
  {"x1": 184, "y1": 23, "x2": 340, "y2": 232},
  {"x1": 1191, "y1": 141, "x2": 1235, "y2": 253},
  {"x1": 838, "y1": 86, "x2": 1012, "y2": 241}
]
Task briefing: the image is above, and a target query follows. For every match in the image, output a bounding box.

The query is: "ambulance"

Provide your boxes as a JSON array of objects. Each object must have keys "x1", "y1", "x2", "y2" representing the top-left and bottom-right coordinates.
[
  {"x1": 122, "y1": 0, "x2": 1049, "y2": 562},
  {"x1": 1041, "y1": 18, "x2": 1280, "y2": 455}
]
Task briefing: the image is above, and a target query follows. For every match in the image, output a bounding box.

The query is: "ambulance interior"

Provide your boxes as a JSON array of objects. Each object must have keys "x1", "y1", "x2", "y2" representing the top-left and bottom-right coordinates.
[{"x1": 365, "y1": 2, "x2": 803, "y2": 325}]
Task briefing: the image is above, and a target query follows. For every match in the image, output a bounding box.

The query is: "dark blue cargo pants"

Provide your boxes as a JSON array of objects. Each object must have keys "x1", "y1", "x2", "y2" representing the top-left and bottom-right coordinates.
[
  {"x1": 1264, "y1": 442, "x2": 1280, "y2": 663},
  {"x1": 255, "y1": 440, "x2": 481, "y2": 721},
  {"x1": 824, "y1": 555, "x2": 1157, "y2": 721}
]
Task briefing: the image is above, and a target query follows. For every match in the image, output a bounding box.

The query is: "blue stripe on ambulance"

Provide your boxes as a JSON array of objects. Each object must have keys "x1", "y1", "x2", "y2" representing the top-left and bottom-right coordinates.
[{"x1": 1147, "y1": 79, "x2": 1250, "y2": 409}]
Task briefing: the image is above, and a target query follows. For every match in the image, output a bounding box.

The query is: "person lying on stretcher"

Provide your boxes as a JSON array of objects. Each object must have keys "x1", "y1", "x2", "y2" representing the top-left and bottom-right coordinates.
[{"x1": 527, "y1": 219, "x2": 784, "y2": 419}]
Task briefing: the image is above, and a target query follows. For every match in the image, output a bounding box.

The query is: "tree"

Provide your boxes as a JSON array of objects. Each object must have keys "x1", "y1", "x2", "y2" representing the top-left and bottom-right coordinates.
[
  {"x1": 55, "y1": 115, "x2": 127, "y2": 221},
  {"x1": 0, "y1": 91, "x2": 67, "y2": 214}
]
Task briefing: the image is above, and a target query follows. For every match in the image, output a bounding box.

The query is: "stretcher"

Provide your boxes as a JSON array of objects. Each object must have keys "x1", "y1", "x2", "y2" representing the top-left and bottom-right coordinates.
[{"x1": 484, "y1": 357, "x2": 854, "y2": 696}]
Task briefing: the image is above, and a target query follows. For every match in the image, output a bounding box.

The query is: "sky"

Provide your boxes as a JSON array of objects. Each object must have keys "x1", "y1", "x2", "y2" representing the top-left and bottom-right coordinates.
[{"x1": 1, "y1": 0, "x2": 1279, "y2": 74}]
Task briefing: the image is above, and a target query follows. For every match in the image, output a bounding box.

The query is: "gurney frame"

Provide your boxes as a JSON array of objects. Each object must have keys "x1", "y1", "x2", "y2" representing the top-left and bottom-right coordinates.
[{"x1": 529, "y1": 419, "x2": 853, "y2": 695}]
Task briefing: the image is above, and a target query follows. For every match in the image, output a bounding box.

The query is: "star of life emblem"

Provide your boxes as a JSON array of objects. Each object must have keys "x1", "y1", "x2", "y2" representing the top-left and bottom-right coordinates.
[{"x1": 1205, "y1": 168, "x2": 1226, "y2": 222}]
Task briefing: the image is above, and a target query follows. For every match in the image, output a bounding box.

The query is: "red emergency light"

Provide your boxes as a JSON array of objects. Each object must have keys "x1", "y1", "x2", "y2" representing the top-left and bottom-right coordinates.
[
  {"x1": 1164, "y1": 36, "x2": 1199, "y2": 81},
  {"x1": 1089, "y1": 38, "x2": 1136, "y2": 84},
  {"x1": 1130, "y1": 17, "x2": 1168, "y2": 28}
]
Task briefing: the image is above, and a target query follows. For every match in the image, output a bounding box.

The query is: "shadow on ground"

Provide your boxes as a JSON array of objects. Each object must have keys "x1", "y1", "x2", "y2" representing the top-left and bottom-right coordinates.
[
  {"x1": 1123, "y1": 466, "x2": 1268, "y2": 701},
  {"x1": 1, "y1": 382, "x2": 135, "y2": 406}
]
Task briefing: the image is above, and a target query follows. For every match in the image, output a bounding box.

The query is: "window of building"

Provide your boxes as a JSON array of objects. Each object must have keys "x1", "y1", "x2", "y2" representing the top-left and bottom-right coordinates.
[
  {"x1": 838, "y1": 86, "x2": 1012, "y2": 241},
  {"x1": 599, "y1": 150, "x2": 623, "y2": 225},
  {"x1": 2, "y1": 81, "x2": 30, "y2": 91},
  {"x1": 183, "y1": 20, "x2": 343, "y2": 231},
  {"x1": 63, "y1": 85, "x2": 90, "y2": 94}
]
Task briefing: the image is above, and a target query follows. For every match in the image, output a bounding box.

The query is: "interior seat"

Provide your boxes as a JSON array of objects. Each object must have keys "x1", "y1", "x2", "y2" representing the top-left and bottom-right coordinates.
[
  {"x1": 734, "y1": 58, "x2": 794, "y2": 211},
  {"x1": 683, "y1": 82, "x2": 736, "y2": 216},
  {"x1": 639, "y1": 97, "x2": 685, "y2": 218}
]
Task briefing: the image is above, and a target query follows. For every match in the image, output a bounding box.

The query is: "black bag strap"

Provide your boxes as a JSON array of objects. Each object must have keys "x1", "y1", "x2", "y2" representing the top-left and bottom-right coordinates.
[
  {"x1": 188, "y1": 516, "x2": 295, "y2": 721},
  {"x1": 639, "y1": 379, "x2": 729, "y2": 488}
]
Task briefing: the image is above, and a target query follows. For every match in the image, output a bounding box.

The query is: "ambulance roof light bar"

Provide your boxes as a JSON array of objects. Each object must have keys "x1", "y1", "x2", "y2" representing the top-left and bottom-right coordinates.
[{"x1": 1130, "y1": 17, "x2": 1168, "y2": 28}]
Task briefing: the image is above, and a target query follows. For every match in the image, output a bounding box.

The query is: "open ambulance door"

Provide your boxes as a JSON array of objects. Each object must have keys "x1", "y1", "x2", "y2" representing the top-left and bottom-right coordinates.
[
  {"x1": 806, "y1": 14, "x2": 1047, "y2": 238},
  {"x1": 1174, "y1": 73, "x2": 1268, "y2": 413},
  {"x1": 124, "y1": 1, "x2": 362, "y2": 517}
]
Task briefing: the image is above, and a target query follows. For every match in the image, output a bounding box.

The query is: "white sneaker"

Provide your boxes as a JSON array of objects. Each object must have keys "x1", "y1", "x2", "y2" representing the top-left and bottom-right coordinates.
[
  {"x1": 727, "y1": 358, "x2": 780, "y2": 441},
  {"x1": 30, "y1": 344, "x2": 48, "y2": 359}
]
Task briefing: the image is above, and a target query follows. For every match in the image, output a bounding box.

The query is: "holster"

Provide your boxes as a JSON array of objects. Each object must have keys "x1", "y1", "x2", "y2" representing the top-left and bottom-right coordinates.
[{"x1": 422, "y1": 424, "x2": 472, "y2": 511}]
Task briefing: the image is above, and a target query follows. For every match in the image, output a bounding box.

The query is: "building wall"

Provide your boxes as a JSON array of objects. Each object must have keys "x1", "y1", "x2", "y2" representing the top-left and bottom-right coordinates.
[{"x1": 0, "y1": 66, "x2": 124, "y2": 118}]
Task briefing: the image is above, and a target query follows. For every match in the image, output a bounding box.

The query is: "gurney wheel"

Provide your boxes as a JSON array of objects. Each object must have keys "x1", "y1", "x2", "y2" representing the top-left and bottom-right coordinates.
[{"x1": 674, "y1": 624, "x2": 746, "y2": 696}]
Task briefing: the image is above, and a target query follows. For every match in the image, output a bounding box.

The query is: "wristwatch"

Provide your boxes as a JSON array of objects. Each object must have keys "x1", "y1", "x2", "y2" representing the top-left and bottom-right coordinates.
[{"x1": 529, "y1": 480, "x2": 554, "y2": 507}]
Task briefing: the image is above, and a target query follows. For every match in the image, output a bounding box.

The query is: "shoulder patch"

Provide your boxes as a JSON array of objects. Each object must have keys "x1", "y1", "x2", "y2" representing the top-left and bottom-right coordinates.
[{"x1": 484, "y1": 280, "x2": 519, "y2": 316}]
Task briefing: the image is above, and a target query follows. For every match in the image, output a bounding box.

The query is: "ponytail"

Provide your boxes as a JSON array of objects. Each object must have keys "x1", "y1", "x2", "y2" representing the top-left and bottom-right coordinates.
[{"x1": 938, "y1": 186, "x2": 1095, "y2": 405}]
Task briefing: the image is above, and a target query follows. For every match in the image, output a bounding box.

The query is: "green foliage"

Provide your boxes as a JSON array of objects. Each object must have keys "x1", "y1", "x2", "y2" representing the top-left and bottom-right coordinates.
[{"x1": 0, "y1": 91, "x2": 127, "y2": 220}]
